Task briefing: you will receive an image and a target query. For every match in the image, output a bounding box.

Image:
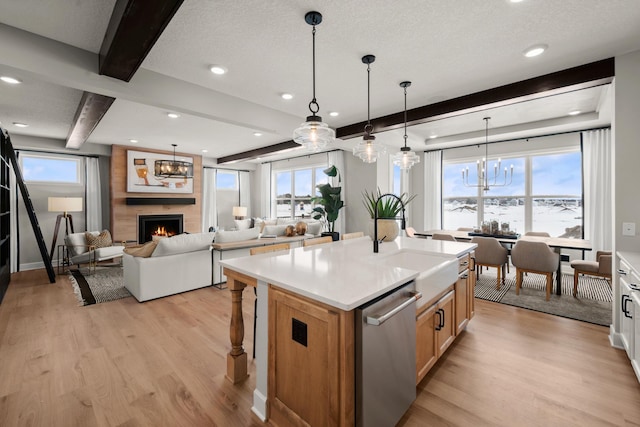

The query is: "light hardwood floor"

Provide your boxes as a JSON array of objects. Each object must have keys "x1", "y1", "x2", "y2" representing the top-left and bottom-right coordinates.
[{"x1": 0, "y1": 269, "x2": 639, "y2": 426}]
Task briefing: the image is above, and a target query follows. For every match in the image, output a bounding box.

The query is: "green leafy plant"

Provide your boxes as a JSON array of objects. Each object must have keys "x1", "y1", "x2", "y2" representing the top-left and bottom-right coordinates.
[
  {"x1": 362, "y1": 188, "x2": 416, "y2": 218},
  {"x1": 310, "y1": 165, "x2": 344, "y2": 233}
]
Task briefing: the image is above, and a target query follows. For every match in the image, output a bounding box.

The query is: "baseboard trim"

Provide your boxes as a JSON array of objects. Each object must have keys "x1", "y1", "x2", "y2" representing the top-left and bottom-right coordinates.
[{"x1": 251, "y1": 389, "x2": 268, "y2": 422}]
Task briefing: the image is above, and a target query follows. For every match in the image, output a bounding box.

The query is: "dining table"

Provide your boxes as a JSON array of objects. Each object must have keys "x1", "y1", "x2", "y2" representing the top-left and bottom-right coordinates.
[{"x1": 415, "y1": 230, "x2": 592, "y2": 295}]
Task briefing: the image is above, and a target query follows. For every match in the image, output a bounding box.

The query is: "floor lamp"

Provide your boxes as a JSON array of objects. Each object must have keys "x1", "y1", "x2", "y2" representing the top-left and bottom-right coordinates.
[{"x1": 48, "y1": 197, "x2": 83, "y2": 260}]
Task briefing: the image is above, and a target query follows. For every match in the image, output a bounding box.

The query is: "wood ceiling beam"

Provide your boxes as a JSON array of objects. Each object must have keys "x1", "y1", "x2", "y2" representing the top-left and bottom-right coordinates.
[
  {"x1": 65, "y1": 92, "x2": 116, "y2": 149},
  {"x1": 100, "y1": 0, "x2": 184, "y2": 81},
  {"x1": 217, "y1": 141, "x2": 300, "y2": 164},
  {"x1": 66, "y1": 0, "x2": 183, "y2": 149},
  {"x1": 336, "y1": 57, "x2": 615, "y2": 140}
]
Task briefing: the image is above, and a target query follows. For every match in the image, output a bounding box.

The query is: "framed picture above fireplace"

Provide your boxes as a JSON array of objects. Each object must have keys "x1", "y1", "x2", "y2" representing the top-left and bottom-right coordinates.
[{"x1": 127, "y1": 149, "x2": 194, "y2": 194}]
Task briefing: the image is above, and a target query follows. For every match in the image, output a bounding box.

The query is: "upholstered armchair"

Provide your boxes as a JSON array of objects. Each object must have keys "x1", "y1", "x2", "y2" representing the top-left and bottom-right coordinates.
[
  {"x1": 470, "y1": 237, "x2": 509, "y2": 290},
  {"x1": 570, "y1": 251, "x2": 612, "y2": 297},
  {"x1": 64, "y1": 230, "x2": 125, "y2": 272},
  {"x1": 510, "y1": 240, "x2": 559, "y2": 301}
]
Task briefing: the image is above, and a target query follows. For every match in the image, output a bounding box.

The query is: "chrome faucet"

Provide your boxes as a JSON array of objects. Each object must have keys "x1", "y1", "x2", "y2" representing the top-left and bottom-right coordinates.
[{"x1": 373, "y1": 193, "x2": 406, "y2": 253}]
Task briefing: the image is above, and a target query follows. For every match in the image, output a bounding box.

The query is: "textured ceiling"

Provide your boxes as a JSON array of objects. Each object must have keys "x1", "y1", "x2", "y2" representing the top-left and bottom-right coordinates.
[{"x1": 0, "y1": 0, "x2": 639, "y2": 162}]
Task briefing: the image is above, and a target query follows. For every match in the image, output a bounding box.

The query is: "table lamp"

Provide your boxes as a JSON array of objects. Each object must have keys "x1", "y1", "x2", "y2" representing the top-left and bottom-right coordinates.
[
  {"x1": 232, "y1": 206, "x2": 247, "y2": 220},
  {"x1": 48, "y1": 197, "x2": 83, "y2": 260}
]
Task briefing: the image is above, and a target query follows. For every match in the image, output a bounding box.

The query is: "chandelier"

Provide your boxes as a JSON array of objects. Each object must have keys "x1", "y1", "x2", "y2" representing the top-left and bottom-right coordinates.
[
  {"x1": 154, "y1": 144, "x2": 193, "y2": 178},
  {"x1": 353, "y1": 54, "x2": 385, "y2": 163},
  {"x1": 292, "y1": 11, "x2": 335, "y2": 152},
  {"x1": 392, "y1": 81, "x2": 420, "y2": 170},
  {"x1": 462, "y1": 117, "x2": 513, "y2": 192}
]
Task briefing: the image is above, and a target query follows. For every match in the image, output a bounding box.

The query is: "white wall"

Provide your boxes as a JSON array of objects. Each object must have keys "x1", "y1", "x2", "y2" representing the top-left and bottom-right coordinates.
[{"x1": 612, "y1": 49, "x2": 640, "y2": 340}]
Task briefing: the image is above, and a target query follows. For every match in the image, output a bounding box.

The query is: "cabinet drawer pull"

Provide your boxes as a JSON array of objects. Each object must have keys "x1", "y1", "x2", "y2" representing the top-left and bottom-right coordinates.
[
  {"x1": 617, "y1": 269, "x2": 627, "y2": 276},
  {"x1": 622, "y1": 295, "x2": 633, "y2": 318},
  {"x1": 435, "y1": 310, "x2": 442, "y2": 331}
]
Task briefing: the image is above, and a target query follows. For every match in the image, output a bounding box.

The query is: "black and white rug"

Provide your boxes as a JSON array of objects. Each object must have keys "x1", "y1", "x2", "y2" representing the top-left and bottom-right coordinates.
[
  {"x1": 68, "y1": 266, "x2": 131, "y2": 306},
  {"x1": 474, "y1": 268, "x2": 612, "y2": 326}
]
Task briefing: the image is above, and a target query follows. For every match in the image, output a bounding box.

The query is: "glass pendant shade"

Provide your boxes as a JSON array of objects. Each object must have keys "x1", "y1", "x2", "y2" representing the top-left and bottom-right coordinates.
[
  {"x1": 353, "y1": 135, "x2": 386, "y2": 163},
  {"x1": 293, "y1": 11, "x2": 334, "y2": 152},
  {"x1": 393, "y1": 147, "x2": 420, "y2": 170},
  {"x1": 293, "y1": 115, "x2": 335, "y2": 152}
]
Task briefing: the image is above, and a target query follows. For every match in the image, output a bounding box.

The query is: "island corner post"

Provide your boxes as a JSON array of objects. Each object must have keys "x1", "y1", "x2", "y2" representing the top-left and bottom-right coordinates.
[{"x1": 223, "y1": 267, "x2": 257, "y2": 384}]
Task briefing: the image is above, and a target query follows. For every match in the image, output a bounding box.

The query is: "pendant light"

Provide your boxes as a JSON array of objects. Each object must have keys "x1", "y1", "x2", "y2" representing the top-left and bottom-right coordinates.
[
  {"x1": 292, "y1": 11, "x2": 335, "y2": 152},
  {"x1": 154, "y1": 144, "x2": 194, "y2": 178},
  {"x1": 392, "y1": 81, "x2": 420, "y2": 170},
  {"x1": 462, "y1": 117, "x2": 514, "y2": 192},
  {"x1": 353, "y1": 54, "x2": 386, "y2": 163}
]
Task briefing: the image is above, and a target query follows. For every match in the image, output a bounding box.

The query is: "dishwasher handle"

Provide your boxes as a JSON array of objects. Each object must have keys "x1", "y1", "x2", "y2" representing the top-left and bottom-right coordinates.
[{"x1": 365, "y1": 291, "x2": 422, "y2": 326}]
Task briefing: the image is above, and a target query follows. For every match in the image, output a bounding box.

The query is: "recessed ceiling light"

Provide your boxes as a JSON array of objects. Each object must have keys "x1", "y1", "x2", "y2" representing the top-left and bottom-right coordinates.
[
  {"x1": 281, "y1": 93, "x2": 293, "y2": 100},
  {"x1": 1, "y1": 76, "x2": 22, "y2": 84},
  {"x1": 202, "y1": 149, "x2": 208, "y2": 153},
  {"x1": 129, "y1": 139, "x2": 138, "y2": 143},
  {"x1": 13, "y1": 122, "x2": 28, "y2": 128},
  {"x1": 253, "y1": 132, "x2": 263, "y2": 137},
  {"x1": 510, "y1": 0, "x2": 525, "y2": 3},
  {"x1": 523, "y1": 44, "x2": 548, "y2": 58},
  {"x1": 210, "y1": 65, "x2": 227, "y2": 75},
  {"x1": 329, "y1": 111, "x2": 339, "y2": 117},
  {"x1": 429, "y1": 135, "x2": 438, "y2": 139},
  {"x1": 568, "y1": 110, "x2": 581, "y2": 116},
  {"x1": 167, "y1": 112, "x2": 180, "y2": 118}
]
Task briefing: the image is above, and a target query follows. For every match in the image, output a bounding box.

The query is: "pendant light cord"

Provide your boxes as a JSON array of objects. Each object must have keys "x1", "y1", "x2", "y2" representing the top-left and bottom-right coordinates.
[
  {"x1": 309, "y1": 25, "x2": 319, "y2": 114},
  {"x1": 403, "y1": 85, "x2": 408, "y2": 147}
]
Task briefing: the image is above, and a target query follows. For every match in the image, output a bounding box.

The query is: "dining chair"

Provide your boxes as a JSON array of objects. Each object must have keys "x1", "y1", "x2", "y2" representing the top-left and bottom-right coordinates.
[
  {"x1": 249, "y1": 242, "x2": 291, "y2": 357},
  {"x1": 342, "y1": 231, "x2": 364, "y2": 240},
  {"x1": 432, "y1": 233, "x2": 457, "y2": 242},
  {"x1": 303, "y1": 236, "x2": 333, "y2": 247},
  {"x1": 570, "y1": 251, "x2": 612, "y2": 297},
  {"x1": 525, "y1": 231, "x2": 551, "y2": 237},
  {"x1": 470, "y1": 237, "x2": 509, "y2": 290},
  {"x1": 510, "y1": 240, "x2": 559, "y2": 301}
]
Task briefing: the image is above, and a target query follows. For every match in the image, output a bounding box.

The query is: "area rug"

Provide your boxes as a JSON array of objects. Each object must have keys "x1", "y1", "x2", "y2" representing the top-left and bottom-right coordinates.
[
  {"x1": 474, "y1": 268, "x2": 612, "y2": 326},
  {"x1": 68, "y1": 266, "x2": 131, "y2": 306}
]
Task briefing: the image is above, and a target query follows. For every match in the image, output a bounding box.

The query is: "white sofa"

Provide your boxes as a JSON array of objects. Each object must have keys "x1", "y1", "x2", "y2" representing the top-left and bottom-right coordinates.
[{"x1": 123, "y1": 232, "x2": 215, "y2": 302}]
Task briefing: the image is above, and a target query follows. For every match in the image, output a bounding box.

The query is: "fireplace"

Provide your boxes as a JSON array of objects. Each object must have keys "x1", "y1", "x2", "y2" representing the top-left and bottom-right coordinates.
[{"x1": 138, "y1": 214, "x2": 183, "y2": 243}]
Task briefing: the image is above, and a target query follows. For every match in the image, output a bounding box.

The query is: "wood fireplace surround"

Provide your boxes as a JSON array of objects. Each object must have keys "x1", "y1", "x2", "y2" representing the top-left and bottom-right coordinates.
[{"x1": 110, "y1": 145, "x2": 202, "y2": 242}]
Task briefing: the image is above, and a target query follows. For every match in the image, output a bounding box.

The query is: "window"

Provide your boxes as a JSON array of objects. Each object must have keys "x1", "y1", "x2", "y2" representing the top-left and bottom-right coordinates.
[
  {"x1": 442, "y1": 149, "x2": 581, "y2": 237},
  {"x1": 392, "y1": 164, "x2": 401, "y2": 196},
  {"x1": 216, "y1": 170, "x2": 238, "y2": 190},
  {"x1": 274, "y1": 165, "x2": 326, "y2": 219},
  {"x1": 20, "y1": 154, "x2": 81, "y2": 184}
]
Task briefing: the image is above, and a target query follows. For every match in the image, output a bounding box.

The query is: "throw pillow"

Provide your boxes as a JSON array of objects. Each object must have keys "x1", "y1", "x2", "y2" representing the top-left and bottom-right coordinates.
[
  {"x1": 213, "y1": 227, "x2": 260, "y2": 243},
  {"x1": 262, "y1": 224, "x2": 287, "y2": 236},
  {"x1": 124, "y1": 241, "x2": 157, "y2": 257},
  {"x1": 234, "y1": 219, "x2": 252, "y2": 230},
  {"x1": 85, "y1": 230, "x2": 112, "y2": 248}
]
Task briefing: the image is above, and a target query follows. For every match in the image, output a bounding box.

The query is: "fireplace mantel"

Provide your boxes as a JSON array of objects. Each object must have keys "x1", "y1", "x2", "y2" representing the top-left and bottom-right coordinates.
[{"x1": 126, "y1": 197, "x2": 196, "y2": 205}]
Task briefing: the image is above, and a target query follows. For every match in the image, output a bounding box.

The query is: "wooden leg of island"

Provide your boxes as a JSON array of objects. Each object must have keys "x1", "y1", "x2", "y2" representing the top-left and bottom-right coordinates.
[{"x1": 224, "y1": 267, "x2": 257, "y2": 384}]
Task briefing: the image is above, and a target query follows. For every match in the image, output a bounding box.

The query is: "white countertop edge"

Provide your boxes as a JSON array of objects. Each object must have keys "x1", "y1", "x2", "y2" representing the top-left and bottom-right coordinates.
[
  {"x1": 617, "y1": 251, "x2": 640, "y2": 271},
  {"x1": 222, "y1": 260, "x2": 420, "y2": 311}
]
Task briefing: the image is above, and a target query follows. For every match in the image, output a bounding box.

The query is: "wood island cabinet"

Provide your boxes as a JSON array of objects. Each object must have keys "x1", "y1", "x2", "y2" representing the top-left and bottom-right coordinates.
[
  {"x1": 268, "y1": 285, "x2": 354, "y2": 427},
  {"x1": 416, "y1": 289, "x2": 455, "y2": 384}
]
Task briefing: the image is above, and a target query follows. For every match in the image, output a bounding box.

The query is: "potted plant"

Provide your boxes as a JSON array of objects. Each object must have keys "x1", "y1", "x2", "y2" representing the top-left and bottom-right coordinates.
[
  {"x1": 362, "y1": 189, "x2": 416, "y2": 241},
  {"x1": 310, "y1": 165, "x2": 344, "y2": 241}
]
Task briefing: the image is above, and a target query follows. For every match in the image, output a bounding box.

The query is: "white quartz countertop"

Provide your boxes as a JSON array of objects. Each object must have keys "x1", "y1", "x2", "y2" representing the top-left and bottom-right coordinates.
[
  {"x1": 618, "y1": 251, "x2": 640, "y2": 273},
  {"x1": 220, "y1": 236, "x2": 476, "y2": 311}
]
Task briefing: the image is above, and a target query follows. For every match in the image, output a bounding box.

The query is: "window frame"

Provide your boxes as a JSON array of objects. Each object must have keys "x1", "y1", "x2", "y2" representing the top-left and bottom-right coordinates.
[
  {"x1": 19, "y1": 153, "x2": 83, "y2": 185},
  {"x1": 442, "y1": 147, "x2": 582, "y2": 236},
  {"x1": 272, "y1": 164, "x2": 327, "y2": 219}
]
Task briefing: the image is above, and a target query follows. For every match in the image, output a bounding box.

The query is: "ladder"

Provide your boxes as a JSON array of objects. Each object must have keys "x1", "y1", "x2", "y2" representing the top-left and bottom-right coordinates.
[{"x1": 1, "y1": 128, "x2": 55, "y2": 283}]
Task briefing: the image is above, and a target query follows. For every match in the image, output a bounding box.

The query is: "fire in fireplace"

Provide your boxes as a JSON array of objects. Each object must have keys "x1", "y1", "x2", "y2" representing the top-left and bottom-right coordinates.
[{"x1": 138, "y1": 214, "x2": 183, "y2": 243}]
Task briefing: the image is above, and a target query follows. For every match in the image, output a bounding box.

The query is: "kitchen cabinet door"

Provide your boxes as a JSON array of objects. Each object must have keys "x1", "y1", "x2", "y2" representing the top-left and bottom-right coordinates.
[
  {"x1": 416, "y1": 303, "x2": 438, "y2": 384},
  {"x1": 455, "y1": 271, "x2": 469, "y2": 335},
  {"x1": 436, "y1": 291, "x2": 456, "y2": 356}
]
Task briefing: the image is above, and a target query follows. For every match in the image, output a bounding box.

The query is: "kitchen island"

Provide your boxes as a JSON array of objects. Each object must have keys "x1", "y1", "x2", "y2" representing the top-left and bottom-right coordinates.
[{"x1": 220, "y1": 236, "x2": 476, "y2": 426}]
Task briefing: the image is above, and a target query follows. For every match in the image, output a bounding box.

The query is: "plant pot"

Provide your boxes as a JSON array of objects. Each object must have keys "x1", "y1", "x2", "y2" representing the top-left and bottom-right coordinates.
[
  {"x1": 321, "y1": 231, "x2": 340, "y2": 242},
  {"x1": 368, "y1": 219, "x2": 399, "y2": 242}
]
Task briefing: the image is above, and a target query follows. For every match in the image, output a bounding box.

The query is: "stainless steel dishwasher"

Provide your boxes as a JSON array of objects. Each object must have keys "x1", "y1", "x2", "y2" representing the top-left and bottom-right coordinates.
[{"x1": 355, "y1": 281, "x2": 421, "y2": 427}]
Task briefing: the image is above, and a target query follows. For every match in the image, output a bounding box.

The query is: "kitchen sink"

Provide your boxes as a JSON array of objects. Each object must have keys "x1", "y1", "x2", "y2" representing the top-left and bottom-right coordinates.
[{"x1": 378, "y1": 250, "x2": 460, "y2": 306}]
